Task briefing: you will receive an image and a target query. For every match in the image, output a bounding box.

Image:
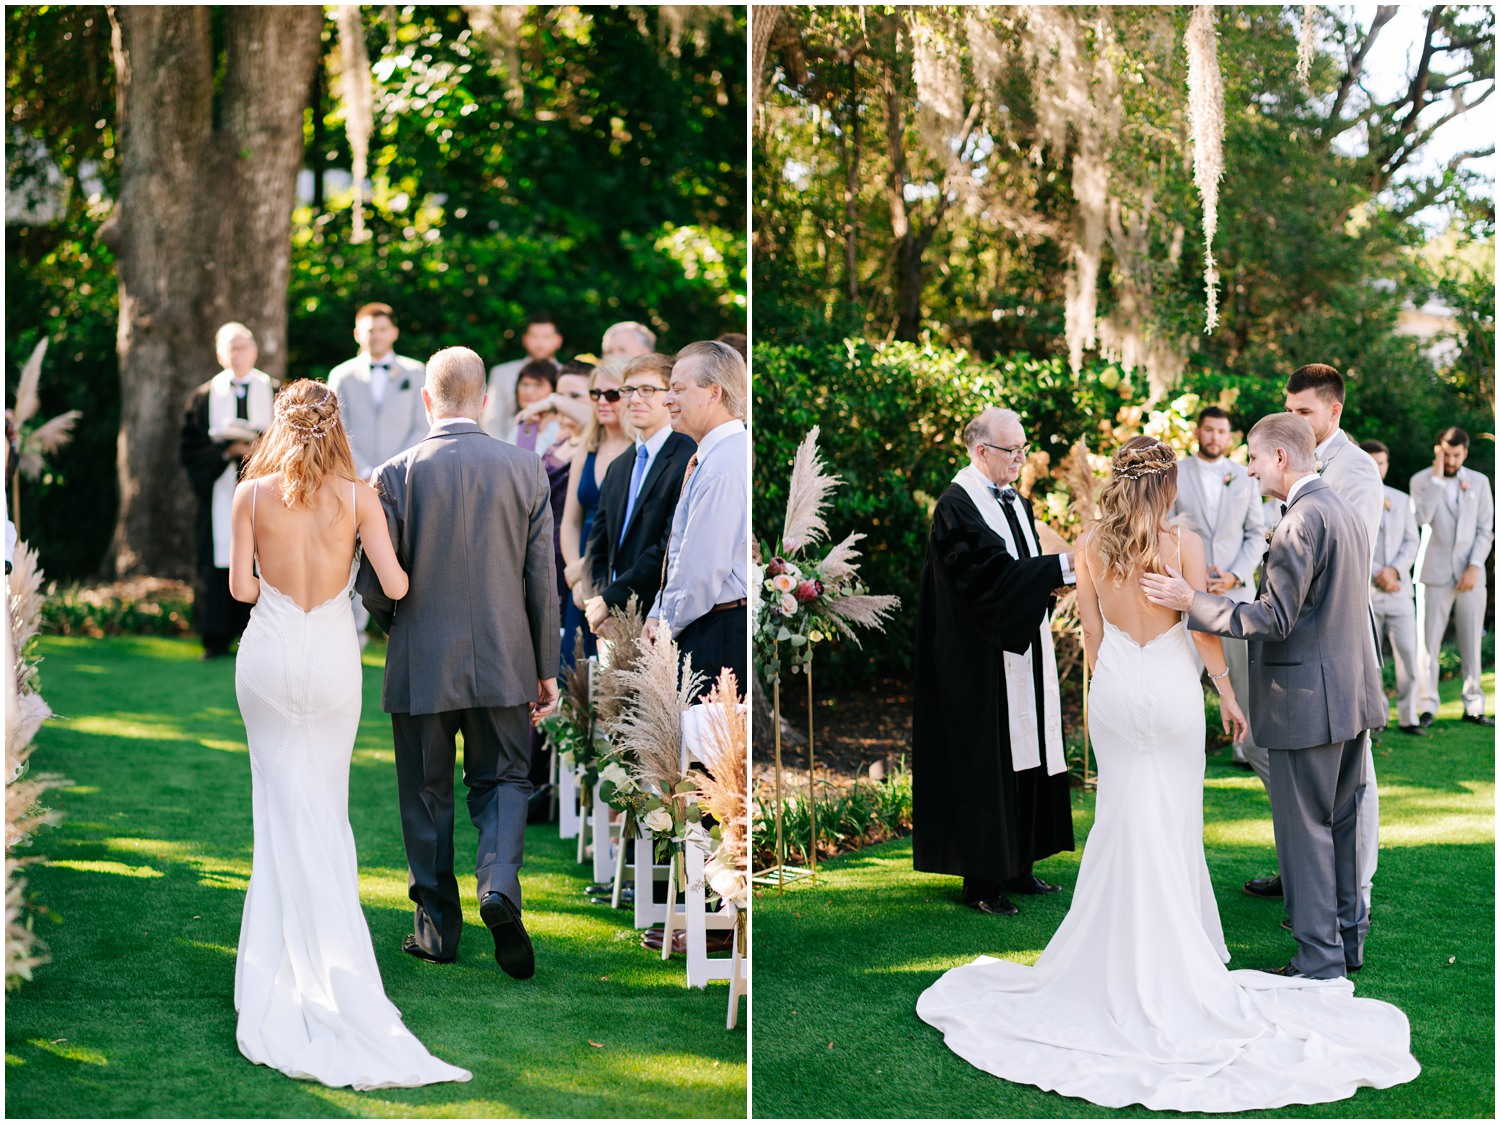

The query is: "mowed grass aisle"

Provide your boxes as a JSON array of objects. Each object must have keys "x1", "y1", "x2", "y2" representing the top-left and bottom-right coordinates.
[
  {"x1": 752, "y1": 673, "x2": 1495, "y2": 1119},
  {"x1": 5, "y1": 636, "x2": 745, "y2": 1119}
]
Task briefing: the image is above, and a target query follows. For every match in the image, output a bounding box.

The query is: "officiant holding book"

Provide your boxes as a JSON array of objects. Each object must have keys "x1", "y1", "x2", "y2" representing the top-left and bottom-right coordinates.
[
  {"x1": 179, "y1": 321, "x2": 277, "y2": 659},
  {"x1": 912, "y1": 407, "x2": 1077, "y2": 916}
]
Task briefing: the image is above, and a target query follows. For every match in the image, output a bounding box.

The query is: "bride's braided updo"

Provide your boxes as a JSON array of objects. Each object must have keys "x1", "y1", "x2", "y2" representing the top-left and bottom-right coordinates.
[
  {"x1": 1089, "y1": 436, "x2": 1181, "y2": 587},
  {"x1": 240, "y1": 378, "x2": 360, "y2": 512}
]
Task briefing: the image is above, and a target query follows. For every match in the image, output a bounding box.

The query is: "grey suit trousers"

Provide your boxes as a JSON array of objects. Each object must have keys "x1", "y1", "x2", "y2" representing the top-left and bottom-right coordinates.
[
  {"x1": 1373, "y1": 600, "x2": 1421, "y2": 727},
  {"x1": 1419, "y1": 581, "x2": 1488, "y2": 717},
  {"x1": 1268, "y1": 736, "x2": 1368, "y2": 978},
  {"x1": 392, "y1": 704, "x2": 532, "y2": 959}
]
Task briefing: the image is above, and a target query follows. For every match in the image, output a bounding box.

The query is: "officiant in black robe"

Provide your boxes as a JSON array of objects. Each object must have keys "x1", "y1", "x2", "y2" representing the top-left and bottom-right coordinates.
[
  {"x1": 179, "y1": 323, "x2": 276, "y2": 658},
  {"x1": 913, "y1": 409, "x2": 1076, "y2": 915}
]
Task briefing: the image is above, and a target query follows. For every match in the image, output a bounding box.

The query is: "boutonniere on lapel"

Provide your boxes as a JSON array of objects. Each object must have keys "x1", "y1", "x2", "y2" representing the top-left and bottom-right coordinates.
[
  {"x1": 1460, "y1": 479, "x2": 1471, "y2": 493},
  {"x1": 1384, "y1": 497, "x2": 1392, "y2": 511},
  {"x1": 1314, "y1": 459, "x2": 1326, "y2": 474},
  {"x1": 1222, "y1": 471, "x2": 1234, "y2": 488},
  {"x1": 1264, "y1": 527, "x2": 1275, "y2": 545}
]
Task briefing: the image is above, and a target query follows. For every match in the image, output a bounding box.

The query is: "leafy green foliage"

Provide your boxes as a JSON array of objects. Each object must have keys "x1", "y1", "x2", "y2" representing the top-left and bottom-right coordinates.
[{"x1": 6, "y1": 5, "x2": 746, "y2": 580}]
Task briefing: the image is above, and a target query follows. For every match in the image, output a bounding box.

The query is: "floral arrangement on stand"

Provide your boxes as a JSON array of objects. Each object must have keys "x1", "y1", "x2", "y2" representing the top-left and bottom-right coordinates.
[
  {"x1": 752, "y1": 427, "x2": 900, "y2": 882},
  {"x1": 8, "y1": 337, "x2": 83, "y2": 534},
  {"x1": 752, "y1": 427, "x2": 901, "y2": 686},
  {"x1": 6, "y1": 542, "x2": 67, "y2": 987}
]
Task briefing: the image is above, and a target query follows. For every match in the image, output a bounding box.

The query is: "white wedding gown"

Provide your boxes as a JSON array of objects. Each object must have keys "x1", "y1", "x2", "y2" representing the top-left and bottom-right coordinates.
[
  {"x1": 916, "y1": 605, "x2": 1421, "y2": 1112},
  {"x1": 234, "y1": 511, "x2": 471, "y2": 1090}
]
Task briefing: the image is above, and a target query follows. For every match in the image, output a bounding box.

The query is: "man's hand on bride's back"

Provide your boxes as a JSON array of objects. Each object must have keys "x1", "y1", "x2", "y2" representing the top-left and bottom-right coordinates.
[{"x1": 1140, "y1": 565, "x2": 1195, "y2": 612}]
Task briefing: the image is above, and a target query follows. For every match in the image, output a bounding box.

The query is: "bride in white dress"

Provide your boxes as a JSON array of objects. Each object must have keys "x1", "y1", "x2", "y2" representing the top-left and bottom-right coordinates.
[
  {"x1": 917, "y1": 436, "x2": 1420, "y2": 1112},
  {"x1": 227, "y1": 379, "x2": 471, "y2": 1090}
]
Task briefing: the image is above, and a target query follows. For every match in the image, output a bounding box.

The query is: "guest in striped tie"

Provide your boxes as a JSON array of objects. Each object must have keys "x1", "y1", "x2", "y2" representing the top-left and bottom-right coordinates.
[
  {"x1": 583, "y1": 353, "x2": 696, "y2": 639},
  {"x1": 646, "y1": 341, "x2": 749, "y2": 700},
  {"x1": 911, "y1": 407, "x2": 1077, "y2": 916}
]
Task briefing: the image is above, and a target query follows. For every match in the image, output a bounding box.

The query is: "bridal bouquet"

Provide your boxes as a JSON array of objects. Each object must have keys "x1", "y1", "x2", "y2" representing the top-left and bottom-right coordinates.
[{"x1": 754, "y1": 427, "x2": 900, "y2": 683}]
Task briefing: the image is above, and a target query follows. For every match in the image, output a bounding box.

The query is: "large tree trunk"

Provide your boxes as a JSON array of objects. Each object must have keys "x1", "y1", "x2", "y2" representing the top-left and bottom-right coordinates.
[{"x1": 103, "y1": 5, "x2": 323, "y2": 577}]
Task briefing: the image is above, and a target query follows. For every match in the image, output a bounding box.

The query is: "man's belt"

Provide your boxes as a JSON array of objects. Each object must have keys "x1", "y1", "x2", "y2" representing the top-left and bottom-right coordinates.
[{"x1": 711, "y1": 598, "x2": 748, "y2": 613}]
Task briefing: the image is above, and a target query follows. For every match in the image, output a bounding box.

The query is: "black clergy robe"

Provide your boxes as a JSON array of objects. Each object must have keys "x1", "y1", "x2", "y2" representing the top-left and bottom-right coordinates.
[
  {"x1": 912, "y1": 484, "x2": 1075, "y2": 882},
  {"x1": 179, "y1": 382, "x2": 252, "y2": 653}
]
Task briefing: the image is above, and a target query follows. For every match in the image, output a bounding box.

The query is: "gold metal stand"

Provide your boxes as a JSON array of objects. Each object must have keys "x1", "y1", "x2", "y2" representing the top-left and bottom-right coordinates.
[
  {"x1": 807, "y1": 659, "x2": 818, "y2": 881},
  {"x1": 751, "y1": 651, "x2": 811, "y2": 888}
]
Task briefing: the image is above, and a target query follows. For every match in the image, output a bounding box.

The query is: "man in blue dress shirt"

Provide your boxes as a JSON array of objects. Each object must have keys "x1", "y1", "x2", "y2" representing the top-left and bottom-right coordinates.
[{"x1": 648, "y1": 340, "x2": 749, "y2": 699}]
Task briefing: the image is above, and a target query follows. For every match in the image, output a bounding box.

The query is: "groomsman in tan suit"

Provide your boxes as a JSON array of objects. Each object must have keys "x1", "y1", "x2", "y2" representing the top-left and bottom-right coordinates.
[
  {"x1": 1170, "y1": 406, "x2": 1266, "y2": 770},
  {"x1": 1411, "y1": 426, "x2": 1495, "y2": 727}
]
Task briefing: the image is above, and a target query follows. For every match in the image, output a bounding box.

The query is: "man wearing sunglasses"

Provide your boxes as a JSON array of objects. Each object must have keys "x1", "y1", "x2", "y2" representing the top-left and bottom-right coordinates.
[{"x1": 583, "y1": 353, "x2": 696, "y2": 636}]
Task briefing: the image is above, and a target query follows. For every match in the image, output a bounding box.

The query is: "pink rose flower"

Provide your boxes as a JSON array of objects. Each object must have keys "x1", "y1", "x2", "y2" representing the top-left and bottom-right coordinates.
[
  {"x1": 779, "y1": 592, "x2": 798, "y2": 616},
  {"x1": 772, "y1": 573, "x2": 797, "y2": 594}
]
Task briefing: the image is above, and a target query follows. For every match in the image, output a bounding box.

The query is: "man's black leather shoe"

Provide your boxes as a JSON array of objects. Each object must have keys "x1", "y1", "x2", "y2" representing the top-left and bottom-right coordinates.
[
  {"x1": 1419, "y1": 711, "x2": 1435, "y2": 727},
  {"x1": 1462, "y1": 713, "x2": 1495, "y2": 727},
  {"x1": 401, "y1": 934, "x2": 455, "y2": 963},
  {"x1": 969, "y1": 895, "x2": 1019, "y2": 916},
  {"x1": 1243, "y1": 874, "x2": 1283, "y2": 898},
  {"x1": 584, "y1": 883, "x2": 614, "y2": 896},
  {"x1": 1002, "y1": 875, "x2": 1063, "y2": 895},
  {"x1": 1398, "y1": 724, "x2": 1427, "y2": 736},
  {"x1": 480, "y1": 891, "x2": 535, "y2": 979}
]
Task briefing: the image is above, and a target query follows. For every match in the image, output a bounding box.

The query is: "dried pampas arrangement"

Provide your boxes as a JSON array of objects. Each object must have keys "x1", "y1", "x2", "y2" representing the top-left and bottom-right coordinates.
[{"x1": 693, "y1": 671, "x2": 749, "y2": 910}]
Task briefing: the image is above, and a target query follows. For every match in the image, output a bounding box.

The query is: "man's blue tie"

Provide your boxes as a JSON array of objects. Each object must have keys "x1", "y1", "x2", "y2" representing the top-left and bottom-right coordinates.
[{"x1": 620, "y1": 443, "x2": 651, "y2": 546}]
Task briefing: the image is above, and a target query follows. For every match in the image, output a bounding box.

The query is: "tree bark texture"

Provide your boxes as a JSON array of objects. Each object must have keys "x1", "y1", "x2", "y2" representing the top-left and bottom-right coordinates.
[{"x1": 104, "y1": 5, "x2": 322, "y2": 577}]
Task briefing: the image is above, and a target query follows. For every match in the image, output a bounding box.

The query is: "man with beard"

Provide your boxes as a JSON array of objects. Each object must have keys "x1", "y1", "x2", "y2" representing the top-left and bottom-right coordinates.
[{"x1": 1411, "y1": 426, "x2": 1494, "y2": 727}]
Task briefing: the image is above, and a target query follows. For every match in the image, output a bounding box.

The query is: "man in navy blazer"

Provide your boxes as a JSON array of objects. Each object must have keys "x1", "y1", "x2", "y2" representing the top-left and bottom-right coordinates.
[{"x1": 583, "y1": 353, "x2": 696, "y2": 631}]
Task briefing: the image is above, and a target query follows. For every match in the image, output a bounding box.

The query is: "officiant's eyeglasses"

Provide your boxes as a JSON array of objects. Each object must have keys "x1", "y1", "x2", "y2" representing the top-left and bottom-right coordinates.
[
  {"x1": 980, "y1": 441, "x2": 1031, "y2": 460},
  {"x1": 588, "y1": 388, "x2": 624, "y2": 403},
  {"x1": 617, "y1": 385, "x2": 665, "y2": 399}
]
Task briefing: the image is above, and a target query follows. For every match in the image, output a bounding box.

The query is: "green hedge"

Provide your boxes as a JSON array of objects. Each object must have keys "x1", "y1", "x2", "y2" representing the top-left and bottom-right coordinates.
[{"x1": 752, "y1": 338, "x2": 1495, "y2": 689}]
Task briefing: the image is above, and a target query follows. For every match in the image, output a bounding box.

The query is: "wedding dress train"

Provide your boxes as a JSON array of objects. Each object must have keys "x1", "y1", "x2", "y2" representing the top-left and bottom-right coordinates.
[
  {"x1": 234, "y1": 537, "x2": 471, "y2": 1090},
  {"x1": 916, "y1": 609, "x2": 1420, "y2": 1112}
]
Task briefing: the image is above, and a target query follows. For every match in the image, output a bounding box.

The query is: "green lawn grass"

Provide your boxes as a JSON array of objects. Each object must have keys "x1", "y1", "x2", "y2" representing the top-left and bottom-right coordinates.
[
  {"x1": 751, "y1": 671, "x2": 1495, "y2": 1119},
  {"x1": 5, "y1": 635, "x2": 745, "y2": 1119}
]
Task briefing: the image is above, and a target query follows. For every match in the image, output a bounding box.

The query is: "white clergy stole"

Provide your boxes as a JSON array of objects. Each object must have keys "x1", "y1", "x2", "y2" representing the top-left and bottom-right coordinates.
[
  {"x1": 206, "y1": 368, "x2": 274, "y2": 568},
  {"x1": 953, "y1": 464, "x2": 1066, "y2": 776}
]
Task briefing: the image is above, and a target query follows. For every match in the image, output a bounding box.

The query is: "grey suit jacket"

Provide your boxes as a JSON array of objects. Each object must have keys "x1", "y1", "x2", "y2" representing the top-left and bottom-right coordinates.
[
  {"x1": 1410, "y1": 465, "x2": 1494, "y2": 587},
  {"x1": 1188, "y1": 477, "x2": 1387, "y2": 750},
  {"x1": 356, "y1": 421, "x2": 559, "y2": 715},
  {"x1": 1370, "y1": 484, "x2": 1419, "y2": 610},
  {"x1": 328, "y1": 354, "x2": 429, "y2": 478},
  {"x1": 1316, "y1": 430, "x2": 1383, "y2": 566},
  {"x1": 1170, "y1": 456, "x2": 1264, "y2": 602}
]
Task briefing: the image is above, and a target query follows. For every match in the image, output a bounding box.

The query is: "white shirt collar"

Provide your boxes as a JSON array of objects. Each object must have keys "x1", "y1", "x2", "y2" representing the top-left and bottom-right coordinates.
[
  {"x1": 1284, "y1": 472, "x2": 1318, "y2": 508},
  {"x1": 430, "y1": 416, "x2": 479, "y2": 433},
  {"x1": 636, "y1": 422, "x2": 674, "y2": 458},
  {"x1": 1314, "y1": 428, "x2": 1344, "y2": 460},
  {"x1": 692, "y1": 418, "x2": 746, "y2": 461}
]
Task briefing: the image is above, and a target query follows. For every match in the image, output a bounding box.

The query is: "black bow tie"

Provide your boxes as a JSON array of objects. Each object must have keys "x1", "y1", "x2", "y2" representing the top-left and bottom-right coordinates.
[{"x1": 991, "y1": 485, "x2": 1018, "y2": 504}]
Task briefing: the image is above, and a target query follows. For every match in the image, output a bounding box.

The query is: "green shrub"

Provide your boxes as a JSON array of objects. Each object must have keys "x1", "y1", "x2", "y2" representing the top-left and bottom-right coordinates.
[{"x1": 39, "y1": 580, "x2": 193, "y2": 638}]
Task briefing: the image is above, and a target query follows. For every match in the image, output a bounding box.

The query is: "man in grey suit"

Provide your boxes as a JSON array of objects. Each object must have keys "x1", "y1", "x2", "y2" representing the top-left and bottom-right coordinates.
[
  {"x1": 1262, "y1": 363, "x2": 1384, "y2": 913},
  {"x1": 1361, "y1": 440, "x2": 1425, "y2": 736},
  {"x1": 327, "y1": 302, "x2": 430, "y2": 478},
  {"x1": 1170, "y1": 406, "x2": 1265, "y2": 769},
  {"x1": 1145, "y1": 413, "x2": 1386, "y2": 979},
  {"x1": 357, "y1": 346, "x2": 560, "y2": 980},
  {"x1": 1411, "y1": 426, "x2": 1495, "y2": 726}
]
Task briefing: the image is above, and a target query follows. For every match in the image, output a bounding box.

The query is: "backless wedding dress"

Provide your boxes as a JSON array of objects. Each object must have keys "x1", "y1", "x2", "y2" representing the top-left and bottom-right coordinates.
[
  {"x1": 234, "y1": 481, "x2": 471, "y2": 1090},
  {"x1": 916, "y1": 549, "x2": 1420, "y2": 1112}
]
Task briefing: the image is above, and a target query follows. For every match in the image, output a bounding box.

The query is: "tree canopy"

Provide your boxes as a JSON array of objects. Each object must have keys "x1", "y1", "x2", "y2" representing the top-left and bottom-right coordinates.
[{"x1": 7, "y1": 4, "x2": 748, "y2": 580}]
